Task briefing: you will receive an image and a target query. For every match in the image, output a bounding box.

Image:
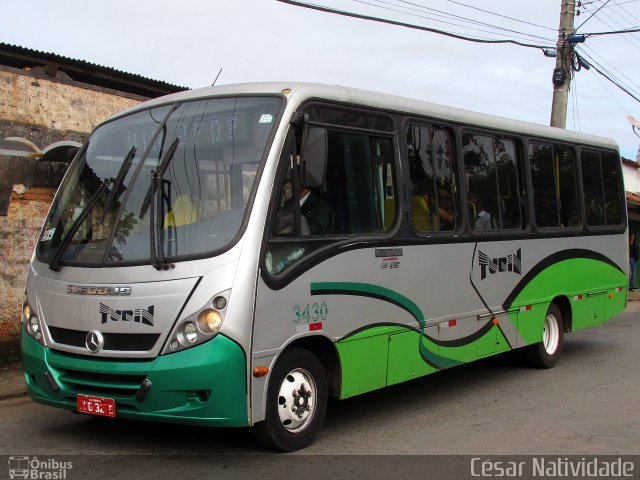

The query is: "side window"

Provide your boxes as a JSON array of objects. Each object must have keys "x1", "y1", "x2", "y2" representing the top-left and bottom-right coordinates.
[
  {"x1": 602, "y1": 152, "x2": 623, "y2": 225},
  {"x1": 557, "y1": 146, "x2": 580, "y2": 228},
  {"x1": 495, "y1": 137, "x2": 523, "y2": 229},
  {"x1": 581, "y1": 151, "x2": 604, "y2": 226},
  {"x1": 406, "y1": 124, "x2": 456, "y2": 232},
  {"x1": 463, "y1": 133, "x2": 522, "y2": 231},
  {"x1": 530, "y1": 142, "x2": 579, "y2": 228},
  {"x1": 581, "y1": 150, "x2": 623, "y2": 226},
  {"x1": 266, "y1": 126, "x2": 397, "y2": 275},
  {"x1": 327, "y1": 133, "x2": 396, "y2": 235}
]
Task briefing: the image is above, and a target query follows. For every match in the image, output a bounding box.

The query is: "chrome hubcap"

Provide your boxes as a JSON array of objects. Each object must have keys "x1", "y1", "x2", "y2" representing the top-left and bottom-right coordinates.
[
  {"x1": 543, "y1": 313, "x2": 560, "y2": 355},
  {"x1": 277, "y1": 368, "x2": 316, "y2": 433}
]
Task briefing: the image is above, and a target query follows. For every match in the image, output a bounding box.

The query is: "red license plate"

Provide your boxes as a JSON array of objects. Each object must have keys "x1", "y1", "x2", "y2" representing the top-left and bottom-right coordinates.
[{"x1": 77, "y1": 394, "x2": 116, "y2": 418}]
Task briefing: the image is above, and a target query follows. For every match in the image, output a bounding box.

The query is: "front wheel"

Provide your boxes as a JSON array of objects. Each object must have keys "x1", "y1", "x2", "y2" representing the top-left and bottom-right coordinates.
[
  {"x1": 252, "y1": 348, "x2": 327, "y2": 451},
  {"x1": 525, "y1": 303, "x2": 564, "y2": 368}
]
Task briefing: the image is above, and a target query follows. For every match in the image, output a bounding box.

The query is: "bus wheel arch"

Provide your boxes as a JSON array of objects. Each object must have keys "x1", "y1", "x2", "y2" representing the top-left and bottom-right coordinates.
[
  {"x1": 252, "y1": 337, "x2": 338, "y2": 451},
  {"x1": 285, "y1": 335, "x2": 341, "y2": 399},
  {"x1": 553, "y1": 295, "x2": 573, "y2": 333},
  {"x1": 525, "y1": 300, "x2": 565, "y2": 368}
]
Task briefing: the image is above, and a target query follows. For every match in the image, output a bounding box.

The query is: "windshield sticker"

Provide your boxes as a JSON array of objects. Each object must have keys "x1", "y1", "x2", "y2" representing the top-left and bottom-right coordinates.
[
  {"x1": 259, "y1": 114, "x2": 274, "y2": 124},
  {"x1": 41, "y1": 228, "x2": 55, "y2": 242}
]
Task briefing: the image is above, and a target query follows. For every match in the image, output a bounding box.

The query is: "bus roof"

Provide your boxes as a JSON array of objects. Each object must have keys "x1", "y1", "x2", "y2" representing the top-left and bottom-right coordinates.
[{"x1": 107, "y1": 82, "x2": 619, "y2": 151}]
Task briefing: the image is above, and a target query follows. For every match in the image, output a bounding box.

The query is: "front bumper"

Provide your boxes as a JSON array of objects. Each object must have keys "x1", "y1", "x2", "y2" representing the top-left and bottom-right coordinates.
[{"x1": 21, "y1": 332, "x2": 248, "y2": 427}]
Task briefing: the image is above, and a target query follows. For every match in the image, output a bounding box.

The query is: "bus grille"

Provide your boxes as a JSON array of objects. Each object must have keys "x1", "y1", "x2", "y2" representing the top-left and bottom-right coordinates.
[
  {"x1": 57, "y1": 368, "x2": 147, "y2": 397},
  {"x1": 48, "y1": 326, "x2": 160, "y2": 352}
]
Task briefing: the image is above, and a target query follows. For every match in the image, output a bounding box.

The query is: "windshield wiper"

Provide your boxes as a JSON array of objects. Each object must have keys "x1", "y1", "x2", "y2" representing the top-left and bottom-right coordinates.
[
  {"x1": 49, "y1": 177, "x2": 113, "y2": 271},
  {"x1": 100, "y1": 145, "x2": 136, "y2": 224},
  {"x1": 148, "y1": 138, "x2": 180, "y2": 270},
  {"x1": 139, "y1": 138, "x2": 179, "y2": 221}
]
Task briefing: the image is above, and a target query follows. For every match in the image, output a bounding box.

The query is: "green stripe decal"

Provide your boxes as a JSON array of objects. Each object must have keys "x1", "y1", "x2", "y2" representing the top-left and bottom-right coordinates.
[{"x1": 311, "y1": 282, "x2": 464, "y2": 370}]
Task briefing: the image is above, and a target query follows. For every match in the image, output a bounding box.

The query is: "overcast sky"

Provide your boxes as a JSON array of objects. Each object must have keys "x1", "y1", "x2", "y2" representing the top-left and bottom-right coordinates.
[{"x1": 2, "y1": 0, "x2": 639, "y2": 159}]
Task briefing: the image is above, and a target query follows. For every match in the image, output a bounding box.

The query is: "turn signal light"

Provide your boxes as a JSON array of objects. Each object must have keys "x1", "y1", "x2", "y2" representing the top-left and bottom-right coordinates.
[{"x1": 253, "y1": 366, "x2": 269, "y2": 377}]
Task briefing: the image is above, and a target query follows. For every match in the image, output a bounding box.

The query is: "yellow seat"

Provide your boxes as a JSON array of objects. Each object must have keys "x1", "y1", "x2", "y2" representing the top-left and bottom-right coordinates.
[
  {"x1": 383, "y1": 198, "x2": 396, "y2": 230},
  {"x1": 411, "y1": 196, "x2": 435, "y2": 232},
  {"x1": 165, "y1": 195, "x2": 198, "y2": 227}
]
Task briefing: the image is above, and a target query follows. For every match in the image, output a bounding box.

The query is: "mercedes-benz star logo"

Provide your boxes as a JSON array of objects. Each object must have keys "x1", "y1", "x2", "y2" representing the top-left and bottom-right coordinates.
[{"x1": 85, "y1": 330, "x2": 104, "y2": 353}]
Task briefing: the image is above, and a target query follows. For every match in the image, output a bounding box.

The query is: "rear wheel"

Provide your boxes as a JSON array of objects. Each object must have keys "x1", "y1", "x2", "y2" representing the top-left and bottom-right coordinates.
[
  {"x1": 525, "y1": 303, "x2": 564, "y2": 368},
  {"x1": 252, "y1": 348, "x2": 327, "y2": 451}
]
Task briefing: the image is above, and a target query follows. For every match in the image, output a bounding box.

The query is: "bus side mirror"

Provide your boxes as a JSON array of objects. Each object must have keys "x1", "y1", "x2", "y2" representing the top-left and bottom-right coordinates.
[{"x1": 302, "y1": 127, "x2": 327, "y2": 188}]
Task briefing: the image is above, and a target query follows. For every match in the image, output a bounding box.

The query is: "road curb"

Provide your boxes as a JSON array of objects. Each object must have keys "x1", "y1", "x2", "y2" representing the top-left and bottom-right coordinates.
[
  {"x1": 0, "y1": 361, "x2": 27, "y2": 402},
  {"x1": 0, "y1": 390, "x2": 28, "y2": 401}
]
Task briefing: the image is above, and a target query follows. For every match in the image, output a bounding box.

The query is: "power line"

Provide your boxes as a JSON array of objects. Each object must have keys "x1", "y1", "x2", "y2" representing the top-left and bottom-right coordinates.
[
  {"x1": 616, "y1": 2, "x2": 640, "y2": 24},
  {"x1": 579, "y1": 44, "x2": 640, "y2": 95},
  {"x1": 588, "y1": 58, "x2": 631, "y2": 115},
  {"x1": 443, "y1": 0, "x2": 557, "y2": 32},
  {"x1": 583, "y1": 27, "x2": 640, "y2": 35},
  {"x1": 579, "y1": 0, "x2": 640, "y2": 11},
  {"x1": 576, "y1": 0, "x2": 613, "y2": 30},
  {"x1": 581, "y1": 53, "x2": 640, "y2": 103},
  {"x1": 582, "y1": 0, "x2": 639, "y2": 5},
  {"x1": 571, "y1": 73, "x2": 581, "y2": 131},
  {"x1": 358, "y1": 0, "x2": 556, "y2": 43},
  {"x1": 352, "y1": 0, "x2": 547, "y2": 40},
  {"x1": 596, "y1": 5, "x2": 640, "y2": 42},
  {"x1": 386, "y1": 0, "x2": 555, "y2": 42},
  {"x1": 274, "y1": 0, "x2": 555, "y2": 51},
  {"x1": 577, "y1": 48, "x2": 640, "y2": 100},
  {"x1": 607, "y1": 5, "x2": 640, "y2": 46},
  {"x1": 580, "y1": 0, "x2": 640, "y2": 40},
  {"x1": 582, "y1": 9, "x2": 640, "y2": 52}
]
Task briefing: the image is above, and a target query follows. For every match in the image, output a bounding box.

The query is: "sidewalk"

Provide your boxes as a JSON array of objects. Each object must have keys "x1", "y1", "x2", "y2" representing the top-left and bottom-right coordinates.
[
  {"x1": 0, "y1": 361, "x2": 27, "y2": 400},
  {"x1": 1, "y1": 290, "x2": 639, "y2": 402}
]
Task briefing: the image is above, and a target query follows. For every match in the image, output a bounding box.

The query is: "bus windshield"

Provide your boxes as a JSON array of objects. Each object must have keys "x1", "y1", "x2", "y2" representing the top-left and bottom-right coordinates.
[{"x1": 38, "y1": 96, "x2": 282, "y2": 267}]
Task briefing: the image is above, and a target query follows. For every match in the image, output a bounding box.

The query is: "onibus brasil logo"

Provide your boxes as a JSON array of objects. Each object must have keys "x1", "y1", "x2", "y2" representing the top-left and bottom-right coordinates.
[{"x1": 8, "y1": 456, "x2": 72, "y2": 479}]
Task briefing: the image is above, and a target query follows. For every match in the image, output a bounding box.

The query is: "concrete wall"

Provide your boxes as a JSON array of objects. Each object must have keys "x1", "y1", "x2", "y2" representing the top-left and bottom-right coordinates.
[
  {"x1": 623, "y1": 160, "x2": 640, "y2": 195},
  {"x1": 0, "y1": 66, "x2": 144, "y2": 361}
]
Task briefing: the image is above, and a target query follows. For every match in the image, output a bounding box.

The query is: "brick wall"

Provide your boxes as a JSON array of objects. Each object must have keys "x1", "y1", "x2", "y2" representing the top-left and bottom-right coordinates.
[
  {"x1": 0, "y1": 187, "x2": 55, "y2": 354},
  {"x1": 0, "y1": 68, "x2": 141, "y2": 132},
  {"x1": 0, "y1": 67, "x2": 145, "y2": 361}
]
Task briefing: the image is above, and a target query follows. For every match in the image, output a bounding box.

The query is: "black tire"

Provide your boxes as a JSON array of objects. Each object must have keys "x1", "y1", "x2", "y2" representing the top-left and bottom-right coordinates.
[
  {"x1": 525, "y1": 303, "x2": 564, "y2": 368},
  {"x1": 252, "y1": 348, "x2": 327, "y2": 452}
]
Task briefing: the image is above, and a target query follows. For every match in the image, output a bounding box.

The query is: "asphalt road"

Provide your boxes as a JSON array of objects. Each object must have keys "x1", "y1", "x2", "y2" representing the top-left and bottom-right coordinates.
[{"x1": 1, "y1": 303, "x2": 639, "y2": 478}]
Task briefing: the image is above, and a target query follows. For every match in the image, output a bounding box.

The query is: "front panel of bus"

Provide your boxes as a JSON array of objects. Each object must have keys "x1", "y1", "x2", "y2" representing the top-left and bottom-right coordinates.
[{"x1": 21, "y1": 94, "x2": 285, "y2": 427}]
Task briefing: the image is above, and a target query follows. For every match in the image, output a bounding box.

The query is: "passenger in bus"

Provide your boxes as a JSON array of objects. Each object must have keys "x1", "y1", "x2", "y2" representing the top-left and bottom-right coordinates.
[
  {"x1": 273, "y1": 182, "x2": 330, "y2": 235},
  {"x1": 586, "y1": 199, "x2": 604, "y2": 225},
  {"x1": 299, "y1": 186, "x2": 331, "y2": 235},
  {"x1": 436, "y1": 189, "x2": 455, "y2": 230},
  {"x1": 274, "y1": 182, "x2": 306, "y2": 235},
  {"x1": 469, "y1": 193, "x2": 495, "y2": 230}
]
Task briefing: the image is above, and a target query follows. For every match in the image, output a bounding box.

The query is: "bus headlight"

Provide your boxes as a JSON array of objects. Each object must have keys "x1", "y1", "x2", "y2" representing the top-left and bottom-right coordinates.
[
  {"x1": 181, "y1": 322, "x2": 198, "y2": 343},
  {"x1": 198, "y1": 309, "x2": 222, "y2": 334},
  {"x1": 27, "y1": 315, "x2": 40, "y2": 336},
  {"x1": 163, "y1": 290, "x2": 230, "y2": 355},
  {"x1": 22, "y1": 296, "x2": 45, "y2": 344}
]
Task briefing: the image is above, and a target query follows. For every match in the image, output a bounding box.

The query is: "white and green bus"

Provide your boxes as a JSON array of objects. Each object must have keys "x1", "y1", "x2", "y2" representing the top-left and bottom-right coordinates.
[{"x1": 21, "y1": 83, "x2": 628, "y2": 451}]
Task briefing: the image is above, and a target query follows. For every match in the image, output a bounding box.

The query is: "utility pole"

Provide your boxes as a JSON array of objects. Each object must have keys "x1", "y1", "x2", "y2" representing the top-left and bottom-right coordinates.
[{"x1": 550, "y1": 0, "x2": 576, "y2": 128}]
